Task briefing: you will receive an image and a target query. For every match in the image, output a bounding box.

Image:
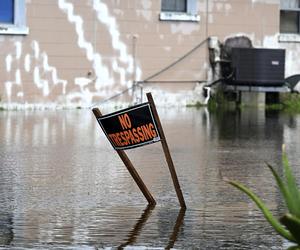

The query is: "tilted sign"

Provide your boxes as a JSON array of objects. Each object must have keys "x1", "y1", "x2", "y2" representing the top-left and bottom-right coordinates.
[
  {"x1": 93, "y1": 92, "x2": 186, "y2": 207},
  {"x1": 97, "y1": 103, "x2": 161, "y2": 150}
]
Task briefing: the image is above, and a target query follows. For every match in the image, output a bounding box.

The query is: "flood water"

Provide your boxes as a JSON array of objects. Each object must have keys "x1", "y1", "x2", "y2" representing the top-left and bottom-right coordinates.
[{"x1": 1, "y1": 107, "x2": 300, "y2": 249}]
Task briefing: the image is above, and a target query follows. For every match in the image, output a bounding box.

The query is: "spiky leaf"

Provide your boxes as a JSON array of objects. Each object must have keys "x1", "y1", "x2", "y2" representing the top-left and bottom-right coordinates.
[
  {"x1": 282, "y1": 150, "x2": 300, "y2": 217},
  {"x1": 266, "y1": 163, "x2": 299, "y2": 216},
  {"x1": 287, "y1": 246, "x2": 300, "y2": 250},
  {"x1": 280, "y1": 213, "x2": 300, "y2": 244},
  {"x1": 228, "y1": 180, "x2": 296, "y2": 243}
]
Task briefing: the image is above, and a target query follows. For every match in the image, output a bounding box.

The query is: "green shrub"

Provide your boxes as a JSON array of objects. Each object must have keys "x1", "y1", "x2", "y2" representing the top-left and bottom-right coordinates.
[
  {"x1": 281, "y1": 93, "x2": 300, "y2": 113},
  {"x1": 227, "y1": 145, "x2": 300, "y2": 250}
]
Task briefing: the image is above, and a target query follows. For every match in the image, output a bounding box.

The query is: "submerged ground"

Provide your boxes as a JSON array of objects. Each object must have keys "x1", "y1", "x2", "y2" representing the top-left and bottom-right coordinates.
[{"x1": 1, "y1": 107, "x2": 299, "y2": 249}]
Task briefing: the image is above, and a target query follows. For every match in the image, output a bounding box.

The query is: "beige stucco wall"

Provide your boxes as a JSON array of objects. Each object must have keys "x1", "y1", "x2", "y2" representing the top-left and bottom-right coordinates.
[{"x1": 0, "y1": 0, "x2": 299, "y2": 109}]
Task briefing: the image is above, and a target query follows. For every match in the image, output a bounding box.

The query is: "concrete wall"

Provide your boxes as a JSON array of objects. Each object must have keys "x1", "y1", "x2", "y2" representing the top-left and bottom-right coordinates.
[{"x1": 0, "y1": 0, "x2": 299, "y2": 108}]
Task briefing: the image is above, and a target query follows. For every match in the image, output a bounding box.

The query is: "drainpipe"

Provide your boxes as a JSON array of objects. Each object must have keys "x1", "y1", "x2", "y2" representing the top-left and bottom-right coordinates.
[
  {"x1": 208, "y1": 36, "x2": 221, "y2": 81},
  {"x1": 204, "y1": 36, "x2": 222, "y2": 105}
]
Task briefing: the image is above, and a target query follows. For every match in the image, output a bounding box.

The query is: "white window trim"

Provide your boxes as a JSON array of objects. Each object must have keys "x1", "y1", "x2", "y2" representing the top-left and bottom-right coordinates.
[
  {"x1": 0, "y1": 0, "x2": 29, "y2": 35},
  {"x1": 279, "y1": 33, "x2": 300, "y2": 43},
  {"x1": 160, "y1": 0, "x2": 200, "y2": 22},
  {"x1": 159, "y1": 12, "x2": 200, "y2": 22}
]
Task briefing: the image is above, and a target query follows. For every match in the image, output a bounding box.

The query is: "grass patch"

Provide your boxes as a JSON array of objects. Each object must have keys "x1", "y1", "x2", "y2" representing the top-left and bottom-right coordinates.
[
  {"x1": 264, "y1": 93, "x2": 300, "y2": 112},
  {"x1": 265, "y1": 103, "x2": 285, "y2": 111},
  {"x1": 280, "y1": 93, "x2": 300, "y2": 113},
  {"x1": 186, "y1": 101, "x2": 206, "y2": 108},
  {"x1": 209, "y1": 91, "x2": 300, "y2": 113}
]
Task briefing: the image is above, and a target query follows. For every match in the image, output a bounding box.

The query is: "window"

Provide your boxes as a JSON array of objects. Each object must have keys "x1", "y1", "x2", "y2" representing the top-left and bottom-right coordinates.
[
  {"x1": 280, "y1": 0, "x2": 300, "y2": 33},
  {"x1": 161, "y1": 0, "x2": 187, "y2": 13},
  {"x1": 0, "y1": 0, "x2": 28, "y2": 35},
  {"x1": 160, "y1": 0, "x2": 200, "y2": 22},
  {"x1": 0, "y1": 0, "x2": 14, "y2": 24}
]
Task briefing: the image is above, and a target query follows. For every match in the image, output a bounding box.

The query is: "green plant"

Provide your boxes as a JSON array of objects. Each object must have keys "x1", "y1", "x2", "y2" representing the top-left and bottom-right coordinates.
[
  {"x1": 186, "y1": 101, "x2": 205, "y2": 108},
  {"x1": 281, "y1": 93, "x2": 300, "y2": 113},
  {"x1": 227, "y1": 145, "x2": 300, "y2": 250}
]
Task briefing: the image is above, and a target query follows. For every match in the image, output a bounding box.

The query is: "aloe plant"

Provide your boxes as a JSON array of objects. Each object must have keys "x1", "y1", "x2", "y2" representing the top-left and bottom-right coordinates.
[{"x1": 228, "y1": 146, "x2": 300, "y2": 250}]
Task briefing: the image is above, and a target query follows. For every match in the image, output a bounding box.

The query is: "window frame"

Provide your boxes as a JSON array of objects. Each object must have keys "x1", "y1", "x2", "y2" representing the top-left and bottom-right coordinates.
[
  {"x1": 0, "y1": 0, "x2": 29, "y2": 35},
  {"x1": 159, "y1": 0, "x2": 200, "y2": 22}
]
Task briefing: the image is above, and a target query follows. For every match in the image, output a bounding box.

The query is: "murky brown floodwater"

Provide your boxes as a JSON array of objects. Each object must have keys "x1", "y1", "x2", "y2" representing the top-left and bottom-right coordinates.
[{"x1": 1, "y1": 107, "x2": 300, "y2": 249}]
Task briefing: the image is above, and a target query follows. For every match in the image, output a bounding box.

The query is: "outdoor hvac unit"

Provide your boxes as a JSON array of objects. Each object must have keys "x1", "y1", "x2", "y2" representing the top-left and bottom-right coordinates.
[{"x1": 230, "y1": 48, "x2": 285, "y2": 86}]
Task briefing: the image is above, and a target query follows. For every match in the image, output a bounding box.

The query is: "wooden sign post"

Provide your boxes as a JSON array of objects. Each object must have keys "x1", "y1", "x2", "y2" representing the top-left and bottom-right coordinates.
[
  {"x1": 92, "y1": 108, "x2": 156, "y2": 205},
  {"x1": 146, "y1": 93, "x2": 186, "y2": 208},
  {"x1": 92, "y1": 92, "x2": 186, "y2": 208}
]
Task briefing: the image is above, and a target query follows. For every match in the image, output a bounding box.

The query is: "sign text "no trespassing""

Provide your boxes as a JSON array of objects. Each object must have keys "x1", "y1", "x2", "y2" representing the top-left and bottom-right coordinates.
[{"x1": 97, "y1": 103, "x2": 160, "y2": 150}]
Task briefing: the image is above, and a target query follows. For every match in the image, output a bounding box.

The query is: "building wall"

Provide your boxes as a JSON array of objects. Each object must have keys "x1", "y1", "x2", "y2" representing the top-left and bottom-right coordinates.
[{"x1": 0, "y1": 0, "x2": 299, "y2": 108}]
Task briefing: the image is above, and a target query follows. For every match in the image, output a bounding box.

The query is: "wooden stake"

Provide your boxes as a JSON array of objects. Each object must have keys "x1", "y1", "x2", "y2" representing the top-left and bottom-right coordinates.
[
  {"x1": 92, "y1": 108, "x2": 156, "y2": 205},
  {"x1": 146, "y1": 93, "x2": 186, "y2": 208}
]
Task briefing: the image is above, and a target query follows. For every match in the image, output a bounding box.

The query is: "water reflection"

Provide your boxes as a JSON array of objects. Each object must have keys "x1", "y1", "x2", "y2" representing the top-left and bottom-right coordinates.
[
  {"x1": 0, "y1": 213, "x2": 13, "y2": 245},
  {"x1": 0, "y1": 108, "x2": 300, "y2": 249},
  {"x1": 165, "y1": 208, "x2": 186, "y2": 249},
  {"x1": 118, "y1": 205, "x2": 155, "y2": 249},
  {"x1": 117, "y1": 205, "x2": 186, "y2": 249}
]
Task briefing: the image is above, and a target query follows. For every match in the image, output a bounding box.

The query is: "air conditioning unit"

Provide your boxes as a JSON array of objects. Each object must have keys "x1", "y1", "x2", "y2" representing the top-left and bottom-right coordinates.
[{"x1": 230, "y1": 48, "x2": 285, "y2": 86}]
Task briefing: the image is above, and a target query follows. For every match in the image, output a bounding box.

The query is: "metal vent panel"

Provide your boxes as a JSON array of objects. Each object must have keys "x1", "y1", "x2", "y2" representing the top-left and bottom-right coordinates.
[{"x1": 231, "y1": 48, "x2": 285, "y2": 86}]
